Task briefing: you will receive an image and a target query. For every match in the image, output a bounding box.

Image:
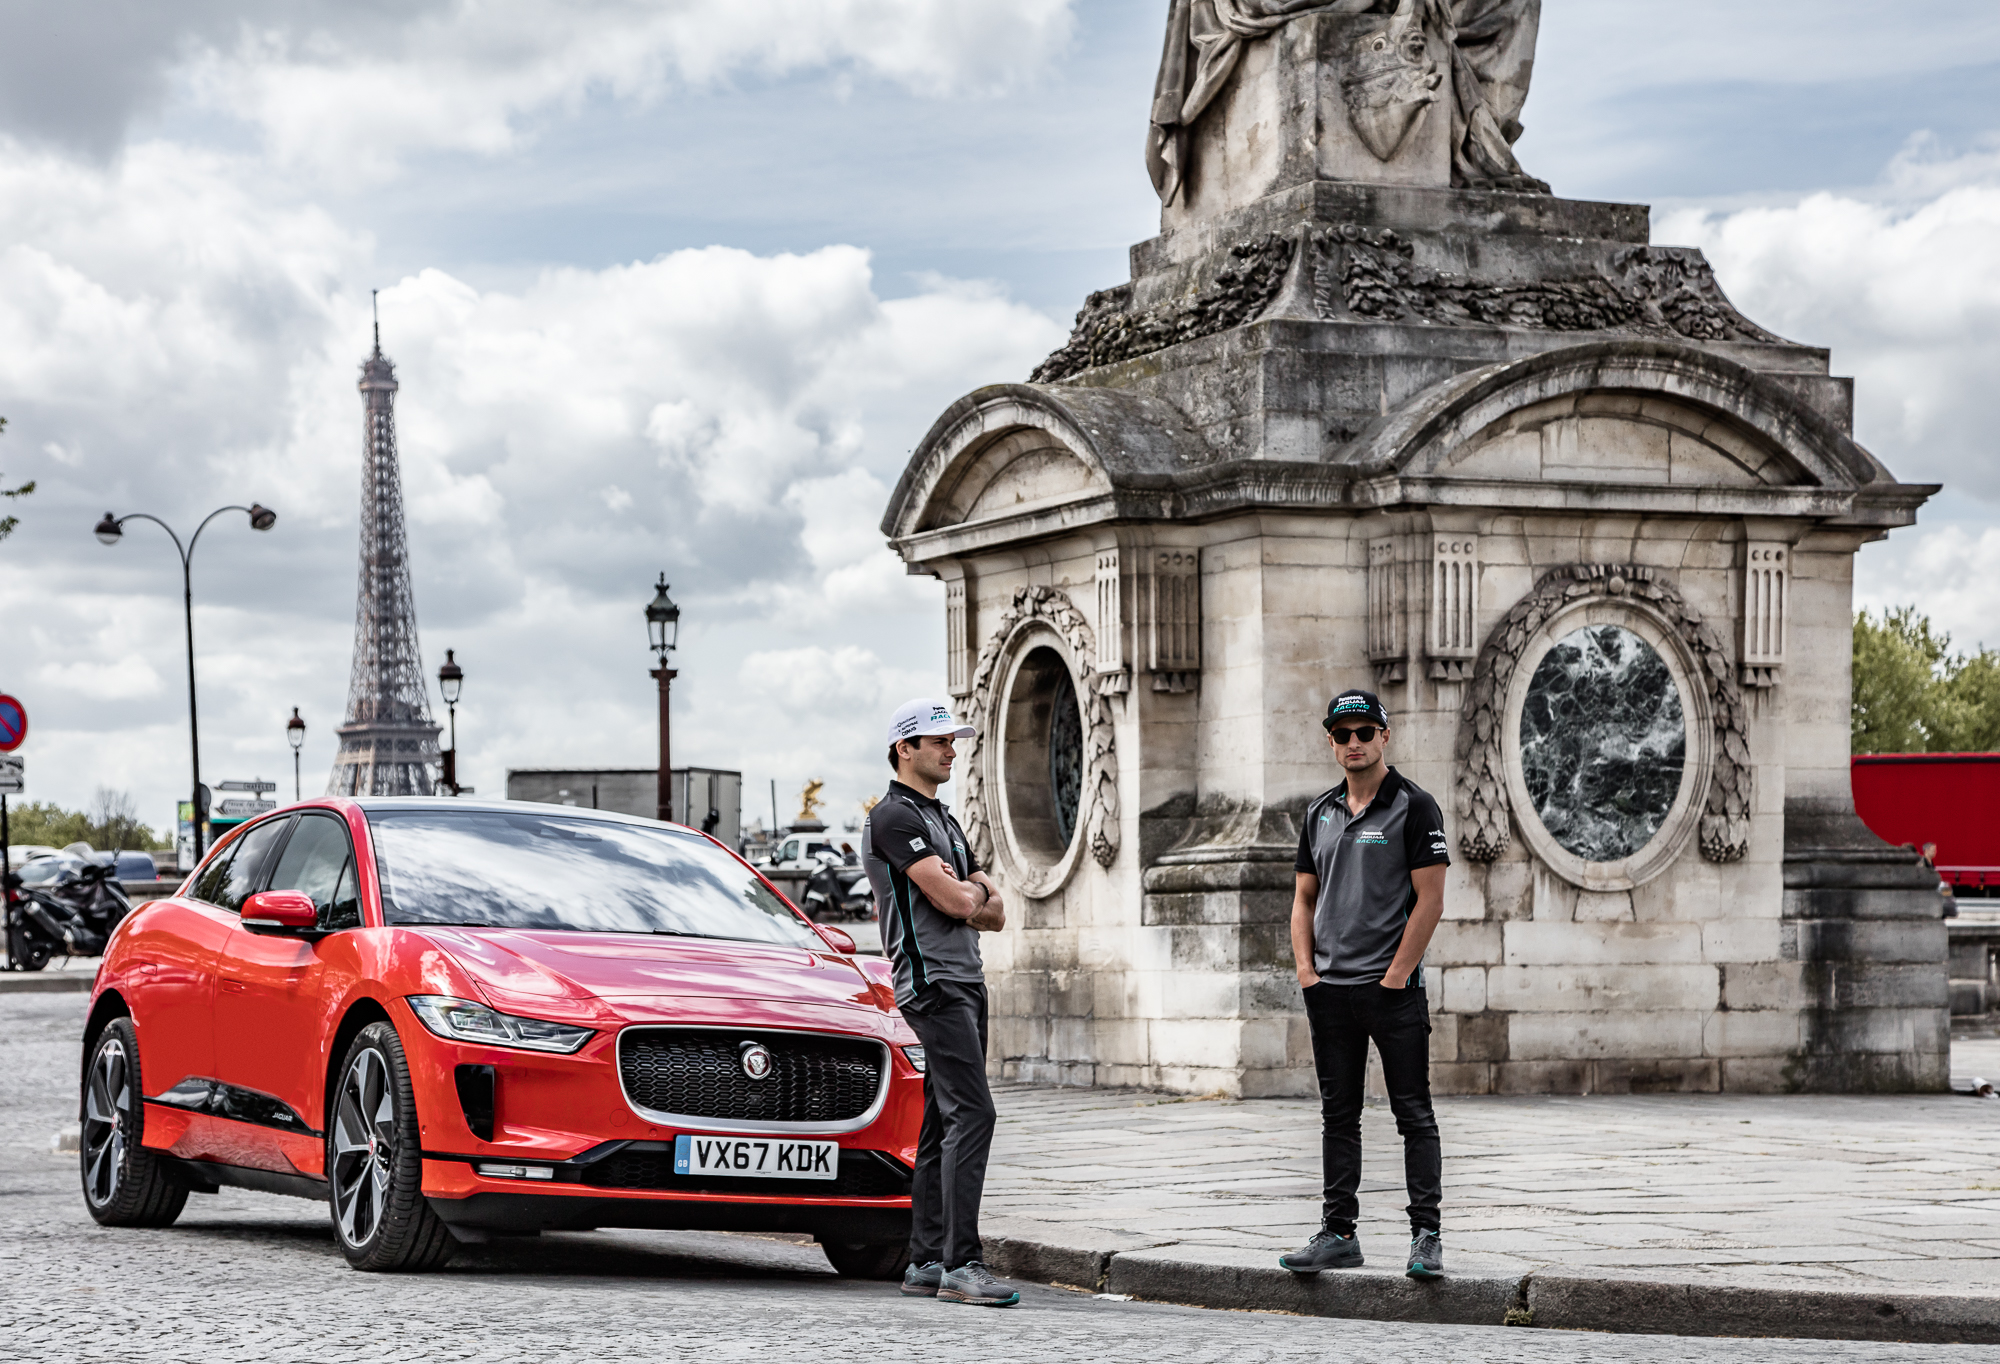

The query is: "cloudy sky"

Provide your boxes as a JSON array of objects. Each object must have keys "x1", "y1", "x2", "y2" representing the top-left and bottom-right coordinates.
[{"x1": 1, "y1": 0, "x2": 1996, "y2": 840}]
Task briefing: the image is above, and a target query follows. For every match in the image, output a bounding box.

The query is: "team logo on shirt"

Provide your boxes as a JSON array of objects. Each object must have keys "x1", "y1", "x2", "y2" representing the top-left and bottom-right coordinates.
[
  {"x1": 1353, "y1": 830, "x2": 1388, "y2": 845},
  {"x1": 909, "y1": 837, "x2": 928, "y2": 852}
]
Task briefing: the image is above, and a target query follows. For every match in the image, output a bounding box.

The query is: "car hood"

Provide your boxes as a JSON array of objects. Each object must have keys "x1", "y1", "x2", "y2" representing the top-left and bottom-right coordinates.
[{"x1": 411, "y1": 926, "x2": 895, "y2": 1022}]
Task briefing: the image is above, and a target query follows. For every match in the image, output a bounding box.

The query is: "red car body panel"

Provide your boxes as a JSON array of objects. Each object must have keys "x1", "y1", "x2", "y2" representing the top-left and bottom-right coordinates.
[{"x1": 85, "y1": 797, "x2": 922, "y2": 1241}]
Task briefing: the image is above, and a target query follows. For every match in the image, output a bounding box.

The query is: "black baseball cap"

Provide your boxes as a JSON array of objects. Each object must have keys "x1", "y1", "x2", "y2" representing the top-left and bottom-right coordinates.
[{"x1": 1324, "y1": 688, "x2": 1389, "y2": 731}]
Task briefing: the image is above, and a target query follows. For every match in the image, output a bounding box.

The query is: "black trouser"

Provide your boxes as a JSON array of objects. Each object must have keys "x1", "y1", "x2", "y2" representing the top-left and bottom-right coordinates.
[
  {"x1": 901, "y1": 979, "x2": 995, "y2": 1269},
  {"x1": 1304, "y1": 980, "x2": 1441, "y2": 1236}
]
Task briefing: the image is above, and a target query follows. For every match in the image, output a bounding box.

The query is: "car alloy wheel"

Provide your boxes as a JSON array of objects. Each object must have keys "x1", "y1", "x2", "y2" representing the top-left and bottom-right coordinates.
[
  {"x1": 327, "y1": 1021, "x2": 455, "y2": 1271},
  {"x1": 79, "y1": 1017, "x2": 188, "y2": 1227}
]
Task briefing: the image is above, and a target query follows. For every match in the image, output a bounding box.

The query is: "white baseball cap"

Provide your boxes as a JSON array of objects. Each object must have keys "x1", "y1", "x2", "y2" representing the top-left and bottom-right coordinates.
[{"x1": 886, "y1": 698, "x2": 976, "y2": 747}]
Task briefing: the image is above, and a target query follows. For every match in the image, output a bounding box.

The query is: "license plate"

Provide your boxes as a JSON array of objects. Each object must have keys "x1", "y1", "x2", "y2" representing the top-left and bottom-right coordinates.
[{"x1": 673, "y1": 1133, "x2": 838, "y2": 1180}]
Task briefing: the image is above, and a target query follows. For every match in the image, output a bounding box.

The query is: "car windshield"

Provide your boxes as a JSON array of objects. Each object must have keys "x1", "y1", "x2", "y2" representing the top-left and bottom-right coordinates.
[{"x1": 366, "y1": 808, "x2": 820, "y2": 948}]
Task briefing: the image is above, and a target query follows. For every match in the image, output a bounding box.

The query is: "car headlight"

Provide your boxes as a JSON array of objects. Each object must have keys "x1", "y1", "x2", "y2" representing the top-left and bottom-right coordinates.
[
  {"x1": 901, "y1": 1045, "x2": 927, "y2": 1074},
  {"x1": 406, "y1": 996, "x2": 594, "y2": 1055}
]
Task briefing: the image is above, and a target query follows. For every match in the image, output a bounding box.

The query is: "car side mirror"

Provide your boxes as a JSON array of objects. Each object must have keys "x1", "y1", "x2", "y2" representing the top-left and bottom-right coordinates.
[
  {"x1": 242, "y1": 889, "x2": 320, "y2": 933},
  {"x1": 816, "y1": 925, "x2": 857, "y2": 954}
]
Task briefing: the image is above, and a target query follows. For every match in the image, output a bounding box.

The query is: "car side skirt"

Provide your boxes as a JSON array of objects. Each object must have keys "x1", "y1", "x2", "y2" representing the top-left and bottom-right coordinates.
[{"x1": 160, "y1": 1154, "x2": 328, "y2": 1203}]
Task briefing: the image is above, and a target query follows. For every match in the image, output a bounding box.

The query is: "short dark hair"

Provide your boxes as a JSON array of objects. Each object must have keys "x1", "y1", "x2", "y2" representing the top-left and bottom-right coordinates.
[{"x1": 888, "y1": 734, "x2": 933, "y2": 771}]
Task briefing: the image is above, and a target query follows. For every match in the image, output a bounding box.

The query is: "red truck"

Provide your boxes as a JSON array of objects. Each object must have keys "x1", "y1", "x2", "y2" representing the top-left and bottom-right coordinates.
[{"x1": 1851, "y1": 753, "x2": 2000, "y2": 897}]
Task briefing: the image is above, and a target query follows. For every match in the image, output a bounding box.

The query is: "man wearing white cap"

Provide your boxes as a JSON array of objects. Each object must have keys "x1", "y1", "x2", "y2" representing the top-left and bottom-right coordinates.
[{"x1": 861, "y1": 698, "x2": 1018, "y2": 1307}]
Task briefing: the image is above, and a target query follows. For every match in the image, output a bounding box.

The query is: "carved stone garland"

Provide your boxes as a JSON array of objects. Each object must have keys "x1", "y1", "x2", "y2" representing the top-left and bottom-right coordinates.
[
  {"x1": 1454, "y1": 565, "x2": 1751, "y2": 866},
  {"x1": 959, "y1": 585, "x2": 1121, "y2": 874}
]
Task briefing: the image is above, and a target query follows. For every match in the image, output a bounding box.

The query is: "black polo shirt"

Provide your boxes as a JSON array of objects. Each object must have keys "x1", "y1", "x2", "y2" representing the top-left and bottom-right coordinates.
[
  {"x1": 1294, "y1": 766, "x2": 1450, "y2": 986},
  {"x1": 861, "y1": 780, "x2": 985, "y2": 1008}
]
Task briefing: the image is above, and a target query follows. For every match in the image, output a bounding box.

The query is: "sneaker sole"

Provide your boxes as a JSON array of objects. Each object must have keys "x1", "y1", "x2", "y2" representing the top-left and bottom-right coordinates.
[
  {"x1": 936, "y1": 1290, "x2": 1020, "y2": 1307},
  {"x1": 1406, "y1": 1266, "x2": 1443, "y2": 1279},
  {"x1": 1278, "y1": 1256, "x2": 1364, "y2": 1273},
  {"x1": 899, "y1": 1285, "x2": 940, "y2": 1297}
]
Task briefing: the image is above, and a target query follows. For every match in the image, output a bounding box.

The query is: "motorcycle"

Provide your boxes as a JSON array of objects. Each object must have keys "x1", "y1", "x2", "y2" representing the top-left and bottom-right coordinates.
[
  {"x1": 4, "y1": 857, "x2": 133, "y2": 970},
  {"x1": 802, "y1": 854, "x2": 875, "y2": 923}
]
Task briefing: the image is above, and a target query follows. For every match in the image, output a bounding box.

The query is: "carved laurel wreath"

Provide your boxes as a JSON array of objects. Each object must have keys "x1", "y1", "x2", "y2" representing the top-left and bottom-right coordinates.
[
  {"x1": 1454, "y1": 565, "x2": 1751, "y2": 866},
  {"x1": 959, "y1": 585, "x2": 1120, "y2": 874}
]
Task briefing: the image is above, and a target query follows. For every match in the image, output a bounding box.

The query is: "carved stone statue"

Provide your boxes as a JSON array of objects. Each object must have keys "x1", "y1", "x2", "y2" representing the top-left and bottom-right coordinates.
[{"x1": 1146, "y1": 0, "x2": 1547, "y2": 207}]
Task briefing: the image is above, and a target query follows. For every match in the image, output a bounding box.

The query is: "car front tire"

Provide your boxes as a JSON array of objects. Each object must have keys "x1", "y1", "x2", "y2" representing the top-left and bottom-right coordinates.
[
  {"x1": 81, "y1": 1017, "x2": 190, "y2": 1227},
  {"x1": 327, "y1": 1021, "x2": 455, "y2": 1272}
]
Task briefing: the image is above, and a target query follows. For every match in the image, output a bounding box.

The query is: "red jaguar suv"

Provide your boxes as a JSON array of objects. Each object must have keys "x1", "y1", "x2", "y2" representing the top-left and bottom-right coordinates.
[{"x1": 77, "y1": 798, "x2": 921, "y2": 1274}]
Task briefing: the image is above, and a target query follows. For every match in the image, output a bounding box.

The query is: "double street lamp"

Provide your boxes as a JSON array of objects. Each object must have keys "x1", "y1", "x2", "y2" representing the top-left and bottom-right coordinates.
[
  {"x1": 645, "y1": 575, "x2": 680, "y2": 824},
  {"x1": 94, "y1": 503, "x2": 277, "y2": 860}
]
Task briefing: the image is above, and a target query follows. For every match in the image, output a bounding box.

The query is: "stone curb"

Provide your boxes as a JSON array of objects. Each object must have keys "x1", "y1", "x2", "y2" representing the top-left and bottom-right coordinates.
[
  {"x1": 978, "y1": 1222, "x2": 2000, "y2": 1344},
  {"x1": 0, "y1": 968, "x2": 96, "y2": 994}
]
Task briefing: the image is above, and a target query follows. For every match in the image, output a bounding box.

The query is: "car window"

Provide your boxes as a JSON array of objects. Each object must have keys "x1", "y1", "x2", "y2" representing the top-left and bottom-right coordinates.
[
  {"x1": 366, "y1": 809, "x2": 820, "y2": 948},
  {"x1": 204, "y1": 817, "x2": 293, "y2": 913},
  {"x1": 266, "y1": 813, "x2": 361, "y2": 931},
  {"x1": 190, "y1": 843, "x2": 239, "y2": 905}
]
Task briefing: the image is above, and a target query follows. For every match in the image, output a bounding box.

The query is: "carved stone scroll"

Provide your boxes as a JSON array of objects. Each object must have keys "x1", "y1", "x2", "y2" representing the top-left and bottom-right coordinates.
[
  {"x1": 1427, "y1": 534, "x2": 1477, "y2": 682},
  {"x1": 1740, "y1": 542, "x2": 1787, "y2": 689},
  {"x1": 945, "y1": 578, "x2": 971, "y2": 698},
  {"x1": 1454, "y1": 564, "x2": 1751, "y2": 865},
  {"x1": 1366, "y1": 537, "x2": 1406, "y2": 685},
  {"x1": 1146, "y1": 550, "x2": 1201, "y2": 693},
  {"x1": 960, "y1": 585, "x2": 1121, "y2": 873}
]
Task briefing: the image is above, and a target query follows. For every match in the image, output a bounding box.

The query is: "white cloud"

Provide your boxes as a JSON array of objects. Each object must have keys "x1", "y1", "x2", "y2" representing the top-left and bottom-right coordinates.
[
  {"x1": 1658, "y1": 148, "x2": 2000, "y2": 501},
  {"x1": 182, "y1": 0, "x2": 1078, "y2": 180},
  {"x1": 1856, "y1": 524, "x2": 2000, "y2": 654},
  {"x1": 0, "y1": 131, "x2": 1063, "y2": 831}
]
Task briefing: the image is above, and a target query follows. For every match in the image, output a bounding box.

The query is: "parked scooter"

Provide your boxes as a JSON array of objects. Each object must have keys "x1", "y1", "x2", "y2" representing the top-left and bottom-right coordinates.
[
  {"x1": 3, "y1": 857, "x2": 132, "y2": 970},
  {"x1": 801, "y1": 852, "x2": 875, "y2": 922}
]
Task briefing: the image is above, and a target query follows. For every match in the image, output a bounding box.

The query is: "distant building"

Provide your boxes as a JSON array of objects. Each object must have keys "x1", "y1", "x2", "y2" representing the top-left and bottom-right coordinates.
[{"x1": 506, "y1": 767, "x2": 741, "y2": 846}]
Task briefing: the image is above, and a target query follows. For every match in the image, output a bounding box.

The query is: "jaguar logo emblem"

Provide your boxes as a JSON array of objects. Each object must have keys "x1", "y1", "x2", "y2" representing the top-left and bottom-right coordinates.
[{"x1": 739, "y1": 1041, "x2": 773, "y2": 1080}]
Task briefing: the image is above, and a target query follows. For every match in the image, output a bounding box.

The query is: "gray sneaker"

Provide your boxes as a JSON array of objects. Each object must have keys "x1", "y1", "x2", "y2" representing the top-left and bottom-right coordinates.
[
  {"x1": 1406, "y1": 1229, "x2": 1443, "y2": 1279},
  {"x1": 901, "y1": 1260, "x2": 944, "y2": 1297},
  {"x1": 936, "y1": 1261, "x2": 1020, "y2": 1306},
  {"x1": 1278, "y1": 1227, "x2": 1363, "y2": 1273}
]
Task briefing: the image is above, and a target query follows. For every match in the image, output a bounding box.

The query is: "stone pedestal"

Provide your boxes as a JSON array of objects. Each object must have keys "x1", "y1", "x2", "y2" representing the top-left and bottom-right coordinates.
[{"x1": 885, "y1": 169, "x2": 1944, "y2": 1095}]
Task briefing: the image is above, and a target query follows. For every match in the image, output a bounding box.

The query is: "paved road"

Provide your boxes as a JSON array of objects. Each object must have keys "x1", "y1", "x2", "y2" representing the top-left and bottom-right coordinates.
[{"x1": 0, "y1": 995, "x2": 1987, "y2": 1363}]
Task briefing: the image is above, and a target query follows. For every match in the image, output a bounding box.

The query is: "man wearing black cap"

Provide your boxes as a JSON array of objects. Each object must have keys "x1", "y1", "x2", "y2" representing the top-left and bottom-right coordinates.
[{"x1": 1279, "y1": 688, "x2": 1451, "y2": 1280}]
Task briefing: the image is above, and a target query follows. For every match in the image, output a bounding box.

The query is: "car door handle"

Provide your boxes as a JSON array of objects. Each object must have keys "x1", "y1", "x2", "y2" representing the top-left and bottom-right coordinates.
[{"x1": 221, "y1": 978, "x2": 246, "y2": 994}]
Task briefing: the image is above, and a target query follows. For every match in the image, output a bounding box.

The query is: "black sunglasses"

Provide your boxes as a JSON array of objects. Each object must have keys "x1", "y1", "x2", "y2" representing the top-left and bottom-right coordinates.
[{"x1": 1327, "y1": 725, "x2": 1380, "y2": 744}]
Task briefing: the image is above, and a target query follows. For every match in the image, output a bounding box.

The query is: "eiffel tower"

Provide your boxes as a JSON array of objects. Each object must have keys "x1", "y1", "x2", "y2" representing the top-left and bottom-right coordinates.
[{"x1": 328, "y1": 296, "x2": 441, "y2": 796}]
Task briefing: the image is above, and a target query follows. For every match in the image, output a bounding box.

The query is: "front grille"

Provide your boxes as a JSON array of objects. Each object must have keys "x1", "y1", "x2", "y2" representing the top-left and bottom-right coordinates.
[
  {"x1": 580, "y1": 1145, "x2": 911, "y2": 1198},
  {"x1": 618, "y1": 1028, "x2": 885, "y2": 1125}
]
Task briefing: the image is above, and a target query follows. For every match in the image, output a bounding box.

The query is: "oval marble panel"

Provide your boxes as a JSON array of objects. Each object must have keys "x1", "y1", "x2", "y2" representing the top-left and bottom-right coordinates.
[{"x1": 1519, "y1": 625, "x2": 1686, "y2": 863}]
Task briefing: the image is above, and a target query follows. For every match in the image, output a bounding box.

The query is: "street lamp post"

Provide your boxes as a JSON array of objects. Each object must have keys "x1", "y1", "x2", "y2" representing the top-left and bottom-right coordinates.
[
  {"x1": 645, "y1": 575, "x2": 680, "y2": 824},
  {"x1": 286, "y1": 707, "x2": 306, "y2": 801},
  {"x1": 437, "y1": 650, "x2": 464, "y2": 796},
  {"x1": 95, "y1": 504, "x2": 277, "y2": 860}
]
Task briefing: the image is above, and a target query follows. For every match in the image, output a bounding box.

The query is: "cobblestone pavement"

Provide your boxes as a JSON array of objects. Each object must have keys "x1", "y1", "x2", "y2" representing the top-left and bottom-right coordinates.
[
  {"x1": 982, "y1": 1044, "x2": 2000, "y2": 1294},
  {"x1": 2, "y1": 995, "x2": 1991, "y2": 1362}
]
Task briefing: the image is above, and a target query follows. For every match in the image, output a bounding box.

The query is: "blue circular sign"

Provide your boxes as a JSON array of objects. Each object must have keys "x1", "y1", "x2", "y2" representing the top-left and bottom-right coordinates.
[{"x1": 0, "y1": 695, "x2": 23, "y2": 752}]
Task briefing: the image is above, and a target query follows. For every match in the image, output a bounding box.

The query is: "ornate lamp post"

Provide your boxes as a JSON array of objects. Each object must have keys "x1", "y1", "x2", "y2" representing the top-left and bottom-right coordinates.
[
  {"x1": 437, "y1": 650, "x2": 466, "y2": 796},
  {"x1": 645, "y1": 575, "x2": 680, "y2": 823},
  {"x1": 286, "y1": 707, "x2": 306, "y2": 800},
  {"x1": 94, "y1": 503, "x2": 278, "y2": 859}
]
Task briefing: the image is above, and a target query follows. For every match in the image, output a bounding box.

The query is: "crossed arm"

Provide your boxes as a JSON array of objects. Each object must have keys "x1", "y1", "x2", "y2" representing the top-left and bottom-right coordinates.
[
  {"x1": 1290, "y1": 863, "x2": 1446, "y2": 989},
  {"x1": 906, "y1": 857, "x2": 1007, "y2": 932}
]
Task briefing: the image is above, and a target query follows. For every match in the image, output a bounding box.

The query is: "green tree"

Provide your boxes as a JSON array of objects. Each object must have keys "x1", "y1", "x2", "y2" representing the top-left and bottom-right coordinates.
[
  {"x1": 0, "y1": 417, "x2": 31, "y2": 544},
  {"x1": 5, "y1": 790, "x2": 170, "y2": 851},
  {"x1": 1852, "y1": 606, "x2": 2000, "y2": 753}
]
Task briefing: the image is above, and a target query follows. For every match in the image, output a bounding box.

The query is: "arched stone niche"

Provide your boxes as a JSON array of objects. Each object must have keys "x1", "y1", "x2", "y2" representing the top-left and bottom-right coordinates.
[{"x1": 958, "y1": 585, "x2": 1120, "y2": 899}]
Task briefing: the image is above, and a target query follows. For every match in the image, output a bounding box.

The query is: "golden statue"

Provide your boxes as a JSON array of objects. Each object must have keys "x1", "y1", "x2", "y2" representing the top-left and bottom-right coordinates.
[{"x1": 797, "y1": 780, "x2": 825, "y2": 824}]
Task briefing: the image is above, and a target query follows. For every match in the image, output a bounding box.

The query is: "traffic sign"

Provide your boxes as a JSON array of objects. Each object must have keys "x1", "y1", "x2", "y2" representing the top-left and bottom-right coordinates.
[
  {"x1": 217, "y1": 779, "x2": 277, "y2": 793},
  {"x1": 0, "y1": 695, "x2": 24, "y2": 753},
  {"x1": 218, "y1": 798, "x2": 276, "y2": 817},
  {"x1": 0, "y1": 754, "x2": 21, "y2": 795}
]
